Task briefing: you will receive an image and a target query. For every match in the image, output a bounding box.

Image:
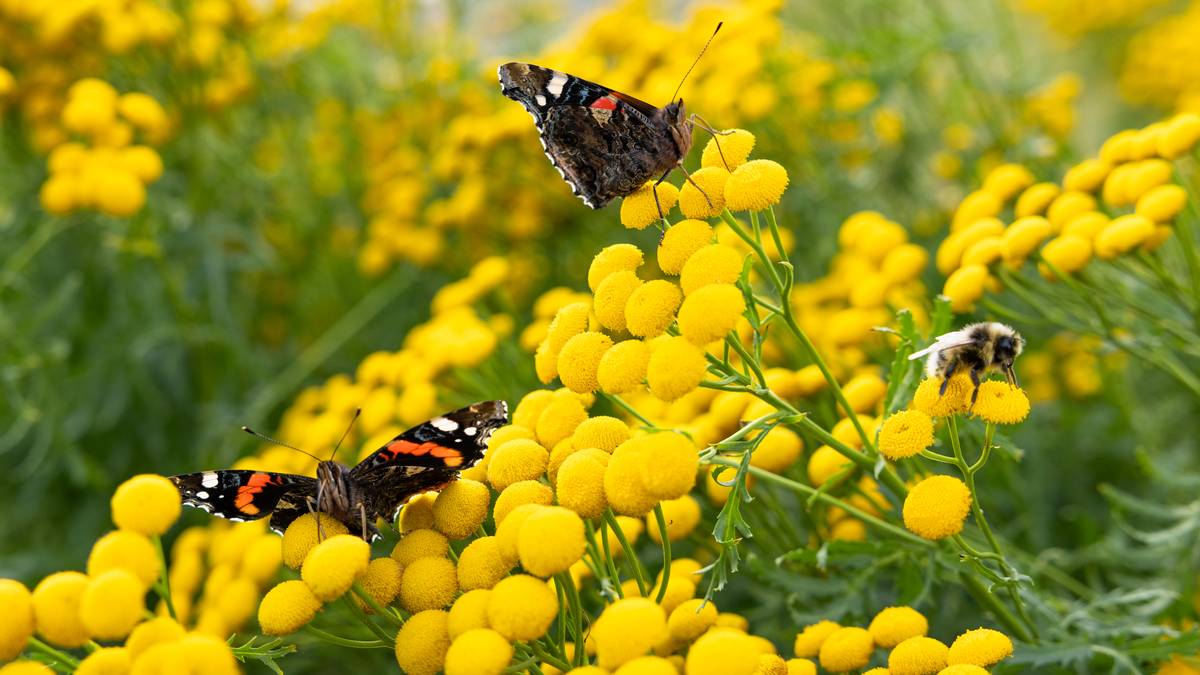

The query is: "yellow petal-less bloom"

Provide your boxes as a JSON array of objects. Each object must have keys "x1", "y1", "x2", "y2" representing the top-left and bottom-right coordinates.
[
  {"x1": 806, "y1": 445, "x2": 852, "y2": 486},
  {"x1": 535, "y1": 394, "x2": 589, "y2": 447},
  {"x1": 558, "y1": 331, "x2": 613, "y2": 394},
  {"x1": 0, "y1": 662, "x2": 53, "y2": 675},
  {"x1": 447, "y1": 589, "x2": 491, "y2": 639},
  {"x1": 604, "y1": 445, "x2": 660, "y2": 517},
  {"x1": 947, "y1": 628, "x2": 1013, "y2": 667},
  {"x1": 1014, "y1": 182, "x2": 1060, "y2": 218},
  {"x1": 843, "y1": 374, "x2": 886, "y2": 413},
  {"x1": 1156, "y1": 113, "x2": 1200, "y2": 159},
  {"x1": 794, "y1": 620, "x2": 842, "y2": 658},
  {"x1": 625, "y1": 280, "x2": 683, "y2": 338},
  {"x1": 399, "y1": 492, "x2": 438, "y2": 532},
  {"x1": 357, "y1": 557, "x2": 403, "y2": 609},
  {"x1": 589, "y1": 244, "x2": 644, "y2": 292},
  {"x1": 394, "y1": 609, "x2": 451, "y2": 675},
  {"x1": 573, "y1": 416, "x2": 631, "y2": 453},
  {"x1": 125, "y1": 616, "x2": 185, "y2": 658},
  {"x1": 258, "y1": 580, "x2": 322, "y2": 636},
  {"x1": 433, "y1": 479, "x2": 490, "y2": 540},
  {"x1": 959, "y1": 237, "x2": 1002, "y2": 268},
  {"x1": 87, "y1": 530, "x2": 159, "y2": 587},
  {"x1": 667, "y1": 598, "x2": 717, "y2": 642},
  {"x1": 518, "y1": 506, "x2": 585, "y2": 577},
  {"x1": 399, "y1": 556, "x2": 459, "y2": 612},
  {"x1": 615, "y1": 655, "x2": 677, "y2": 674},
  {"x1": 1063, "y1": 159, "x2": 1111, "y2": 193},
  {"x1": 648, "y1": 495, "x2": 702, "y2": 543},
  {"x1": 878, "y1": 410, "x2": 935, "y2": 460},
  {"x1": 110, "y1": 474, "x2": 181, "y2": 536},
  {"x1": 487, "y1": 574, "x2": 558, "y2": 641},
  {"x1": 659, "y1": 219, "x2": 715, "y2": 275},
  {"x1": 1002, "y1": 216, "x2": 1052, "y2": 266},
  {"x1": 903, "y1": 475, "x2": 972, "y2": 540},
  {"x1": 951, "y1": 190, "x2": 1003, "y2": 231},
  {"x1": 1135, "y1": 184, "x2": 1187, "y2": 223},
  {"x1": 75, "y1": 647, "x2": 131, "y2": 675},
  {"x1": 749, "y1": 427, "x2": 804, "y2": 474},
  {"x1": 79, "y1": 569, "x2": 144, "y2": 640},
  {"x1": 556, "y1": 448, "x2": 610, "y2": 519},
  {"x1": 0, "y1": 579, "x2": 34, "y2": 660},
  {"x1": 679, "y1": 166, "x2": 729, "y2": 218},
  {"x1": 937, "y1": 666, "x2": 989, "y2": 675},
  {"x1": 493, "y1": 480, "x2": 553, "y2": 524},
  {"x1": 1039, "y1": 235, "x2": 1092, "y2": 278},
  {"x1": 680, "y1": 244, "x2": 744, "y2": 295},
  {"x1": 487, "y1": 439, "x2": 550, "y2": 491},
  {"x1": 1095, "y1": 214, "x2": 1154, "y2": 259},
  {"x1": 32, "y1": 571, "x2": 91, "y2": 648},
  {"x1": 982, "y1": 163, "x2": 1035, "y2": 201},
  {"x1": 725, "y1": 160, "x2": 789, "y2": 212},
  {"x1": 621, "y1": 182, "x2": 679, "y2": 230},
  {"x1": 282, "y1": 513, "x2": 350, "y2": 569},
  {"x1": 391, "y1": 528, "x2": 450, "y2": 565},
  {"x1": 701, "y1": 129, "x2": 756, "y2": 170},
  {"x1": 647, "y1": 336, "x2": 707, "y2": 401},
  {"x1": 912, "y1": 374, "x2": 974, "y2": 417},
  {"x1": 301, "y1": 534, "x2": 370, "y2": 601},
  {"x1": 889, "y1": 636, "x2": 949, "y2": 675},
  {"x1": 868, "y1": 606, "x2": 929, "y2": 648},
  {"x1": 687, "y1": 629, "x2": 761, "y2": 675},
  {"x1": 636, "y1": 432, "x2": 698, "y2": 500},
  {"x1": 942, "y1": 264, "x2": 989, "y2": 313},
  {"x1": 1046, "y1": 191, "x2": 1097, "y2": 231},
  {"x1": 678, "y1": 283, "x2": 745, "y2": 345},
  {"x1": 592, "y1": 598, "x2": 669, "y2": 669},
  {"x1": 457, "y1": 536, "x2": 512, "y2": 591},
  {"x1": 1061, "y1": 211, "x2": 1109, "y2": 241},
  {"x1": 599, "y1": 340, "x2": 651, "y2": 394},
  {"x1": 496, "y1": 504, "x2": 544, "y2": 566},
  {"x1": 444, "y1": 628, "x2": 513, "y2": 675},
  {"x1": 971, "y1": 382, "x2": 1030, "y2": 424},
  {"x1": 785, "y1": 658, "x2": 819, "y2": 675},
  {"x1": 818, "y1": 627, "x2": 874, "y2": 673},
  {"x1": 595, "y1": 271, "x2": 644, "y2": 333},
  {"x1": 882, "y1": 243, "x2": 930, "y2": 284},
  {"x1": 936, "y1": 217, "x2": 1005, "y2": 274}
]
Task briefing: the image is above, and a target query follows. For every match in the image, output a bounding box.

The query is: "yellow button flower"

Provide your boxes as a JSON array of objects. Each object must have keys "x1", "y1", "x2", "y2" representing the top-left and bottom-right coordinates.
[
  {"x1": 488, "y1": 439, "x2": 550, "y2": 491},
  {"x1": 357, "y1": 557, "x2": 403, "y2": 609},
  {"x1": 394, "y1": 609, "x2": 451, "y2": 675},
  {"x1": 951, "y1": 190, "x2": 1003, "y2": 231},
  {"x1": 599, "y1": 340, "x2": 651, "y2": 394},
  {"x1": 725, "y1": 160, "x2": 789, "y2": 212},
  {"x1": 80, "y1": 569, "x2": 144, "y2": 640},
  {"x1": 535, "y1": 393, "x2": 589, "y2": 447},
  {"x1": 1002, "y1": 216, "x2": 1052, "y2": 266},
  {"x1": 125, "y1": 616, "x2": 184, "y2": 657},
  {"x1": 959, "y1": 236, "x2": 1002, "y2": 267},
  {"x1": 621, "y1": 182, "x2": 679, "y2": 230},
  {"x1": 750, "y1": 427, "x2": 804, "y2": 474},
  {"x1": 518, "y1": 506, "x2": 585, "y2": 577},
  {"x1": 447, "y1": 589, "x2": 491, "y2": 639},
  {"x1": 280, "y1": 513, "x2": 350, "y2": 570},
  {"x1": 1135, "y1": 184, "x2": 1187, "y2": 223},
  {"x1": 559, "y1": 332, "x2": 614, "y2": 393},
  {"x1": 445, "y1": 628, "x2": 513, "y2": 675},
  {"x1": 667, "y1": 598, "x2": 717, "y2": 642},
  {"x1": 903, "y1": 475, "x2": 972, "y2": 540},
  {"x1": 1014, "y1": 182, "x2": 1060, "y2": 218},
  {"x1": 647, "y1": 336, "x2": 707, "y2": 401},
  {"x1": 486, "y1": 574, "x2": 558, "y2": 641},
  {"x1": 399, "y1": 556, "x2": 459, "y2": 612},
  {"x1": 936, "y1": 218, "x2": 1004, "y2": 274},
  {"x1": 701, "y1": 129, "x2": 756, "y2": 170},
  {"x1": 625, "y1": 280, "x2": 683, "y2": 338},
  {"x1": 614, "y1": 655, "x2": 678, "y2": 674},
  {"x1": 785, "y1": 658, "x2": 818, "y2": 675},
  {"x1": 648, "y1": 495, "x2": 702, "y2": 543},
  {"x1": 0, "y1": 579, "x2": 34, "y2": 660},
  {"x1": 573, "y1": 416, "x2": 631, "y2": 453},
  {"x1": 819, "y1": 626, "x2": 873, "y2": 672},
  {"x1": 878, "y1": 410, "x2": 935, "y2": 460},
  {"x1": 258, "y1": 580, "x2": 321, "y2": 636},
  {"x1": 982, "y1": 163, "x2": 1035, "y2": 200},
  {"x1": 889, "y1": 636, "x2": 949, "y2": 675},
  {"x1": 659, "y1": 219, "x2": 715, "y2": 275},
  {"x1": 76, "y1": 647, "x2": 131, "y2": 675},
  {"x1": 807, "y1": 445, "x2": 852, "y2": 486},
  {"x1": 399, "y1": 492, "x2": 439, "y2": 532},
  {"x1": 794, "y1": 620, "x2": 841, "y2": 658},
  {"x1": 87, "y1": 529, "x2": 159, "y2": 587},
  {"x1": 557, "y1": 448, "x2": 610, "y2": 519},
  {"x1": 592, "y1": 597, "x2": 669, "y2": 669},
  {"x1": 433, "y1": 479, "x2": 490, "y2": 540},
  {"x1": 868, "y1": 606, "x2": 929, "y2": 648},
  {"x1": 947, "y1": 628, "x2": 1013, "y2": 667},
  {"x1": 679, "y1": 166, "x2": 729, "y2": 218},
  {"x1": 544, "y1": 302, "x2": 593, "y2": 355},
  {"x1": 111, "y1": 474, "x2": 181, "y2": 536},
  {"x1": 680, "y1": 244, "x2": 744, "y2": 295},
  {"x1": 1039, "y1": 234, "x2": 1092, "y2": 279},
  {"x1": 32, "y1": 571, "x2": 91, "y2": 648},
  {"x1": 1157, "y1": 113, "x2": 1200, "y2": 159},
  {"x1": 937, "y1": 665, "x2": 989, "y2": 675},
  {"x1": 595, "y1": 271, "x2": 644, "y2": 333},
  {"x1": 494, "y1": 480, "x2": 554, "y2": 524},
  {"x1": 0, "y1": 662, "x2": 53, "y2": 675},
  {"x1": 589, "y1": 244, "x2": 644, "y2": 291},
  {"x1": 391, "y1": 528, "x2": 449, "y2": 565},
  {"x1": 971, "y1": 382, "x2": 1030, "y2": 424},
  {"x1": 1062, "y1": 159, "x2": 1111, "y2": 193},
  {"x1": 301, "y1": 534, "x2": 370, "y2": 601},
  {"x1": 912, "y1": 374, "x2": 973, "y2": 417},
  {"x1": 942, "y1": 264, "x2": 990, "y2": 313},
  {"x1": 94, "y1": 170, "x2": 147, "y2": 217},
  {"x1": 495, "y1": 504, "x2": 544, "y2": 565},
  {"x1": 457, "y1": 536, "x2": 512, "y2": 591},
  {"x1": 882, "y1": 244, "x2": 930, "y2": 284},
  {"x1": 687, "y1": 628, "x2": 762, "y2": 675},
  {"x1": 604, "y1": 446, "x2": 659, "y2": 517},
  {"x1": 1095, "y1": 214, "x2": 1154, "y2": 259},
  {"x1": 678, "y1": 283, "x2": 746, "y2": 345},
  {"x1": 118, "y1": 146, "x2": 164, "y2": 184}
]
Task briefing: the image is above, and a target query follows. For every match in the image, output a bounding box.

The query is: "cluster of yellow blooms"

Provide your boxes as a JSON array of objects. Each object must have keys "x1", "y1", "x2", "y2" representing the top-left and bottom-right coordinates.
[
  {"x1": 1020, "y1": 332, "x2": 1120, "y2": 402},
  {"x1": 1120, "y1": 2, "x2": 1200, "y2": 109},
  {"x1": 1015, "y1": 0, "x2": 1172, "y2": 39}
]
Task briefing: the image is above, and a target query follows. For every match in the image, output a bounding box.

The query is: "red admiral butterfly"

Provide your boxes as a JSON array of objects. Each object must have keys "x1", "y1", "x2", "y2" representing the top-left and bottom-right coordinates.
[
  {"x1": 170, "y1": 401, "x2": 507, "y2": 540},
  {"x1": 499, "y1": 24, "x2": 722, "y2": 210}
]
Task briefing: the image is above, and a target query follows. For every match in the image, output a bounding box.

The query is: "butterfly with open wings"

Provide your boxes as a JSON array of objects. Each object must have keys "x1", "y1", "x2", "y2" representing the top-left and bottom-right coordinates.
[{"x1": 169, "y1": 401, "x2": 508, "y2": 541}]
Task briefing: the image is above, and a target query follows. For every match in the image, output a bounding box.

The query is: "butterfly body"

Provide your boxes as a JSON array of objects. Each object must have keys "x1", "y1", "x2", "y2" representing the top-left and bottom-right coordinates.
[
  {"x1": 170, "y1": 401, "x2": 508, "y2": 539},
  {"x1": 498, "y1": 62, "x2": 693, "y2": 208}
]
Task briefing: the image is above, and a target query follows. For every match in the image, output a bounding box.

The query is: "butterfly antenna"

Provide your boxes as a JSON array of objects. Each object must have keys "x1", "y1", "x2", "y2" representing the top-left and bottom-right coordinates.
[
  {"x1": 669, "y1": 21, "x2": 723, "y2": 104},
  {"x1": 329, "y1": 408, "x2": 362, "y2": 463},
  {"x1": 241, "y1": 427, "x2": 324, "y2": 463}
]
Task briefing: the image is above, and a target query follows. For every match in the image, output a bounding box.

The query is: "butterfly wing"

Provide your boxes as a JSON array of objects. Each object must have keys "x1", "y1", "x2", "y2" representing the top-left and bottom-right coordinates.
[
  {"x1": 498, "y1": 62, "x2": 683, "y2": 208},
  {"x1": 170, "y1": 470, "x2": 316, "y2": 528}
]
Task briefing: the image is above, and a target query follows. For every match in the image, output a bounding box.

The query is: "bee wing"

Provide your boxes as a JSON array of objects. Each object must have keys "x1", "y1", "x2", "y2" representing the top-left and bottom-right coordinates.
[{"x1": 908, "y1": 330, "x2": 973, "y2": 361}]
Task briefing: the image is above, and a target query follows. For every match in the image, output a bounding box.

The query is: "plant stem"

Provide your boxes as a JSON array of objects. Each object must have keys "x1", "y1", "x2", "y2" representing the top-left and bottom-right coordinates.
[
  {"x1": 351, "y1": 583, "x2": 402, "y2": 627},
  {"x1": 153, "y1": 534, "x2": 177, "y2": 620},
  {"x1": 653, "y1": 504, "x2": 673, "y2": 603},
  {"x1": 27, "y1": 637, "x2": 80, "y2": 669},
  {"x1": 604, "y1": 509, "x2": 648, "y2": 596},
  {"x1": 302, "y1": 625, "x2": 391, "y2": 649}
]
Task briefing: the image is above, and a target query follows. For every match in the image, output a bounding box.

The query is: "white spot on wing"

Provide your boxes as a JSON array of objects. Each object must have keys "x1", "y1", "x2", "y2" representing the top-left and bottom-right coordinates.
[
  {"x1": 430, "y1": 417, "x2": 459, "y2": 432},
  {"x1": 535, "y1": 94, "x2": 546, "y2": 106},
  {"x1": 201, "y1": 472, "x2": 219, "y2": 488},
  {"x1": 547, "y1": 72, "x2": 567, "y2": 98},
  {"x1": 464, "y1": 427, "x2": 477, "y2": 436},
  {"x1": 196, "y1": 491, "x2": 209, "y2": 499}
]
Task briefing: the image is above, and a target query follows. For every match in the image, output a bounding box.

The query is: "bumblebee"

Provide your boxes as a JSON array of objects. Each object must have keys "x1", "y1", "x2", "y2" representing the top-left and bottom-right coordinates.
[{"x1": 909, "y1": 322, "x2": 1024, "y2": 402}]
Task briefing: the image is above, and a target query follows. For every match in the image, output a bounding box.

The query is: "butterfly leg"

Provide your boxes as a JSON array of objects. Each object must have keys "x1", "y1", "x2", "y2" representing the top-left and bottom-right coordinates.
[
  {"x1": 359, "y1": 503, "x2": 370, "y2": 544},
  {"x1": 676, "y1": 162, "x2": 714, "y2": 208},
  {"x1": 305, "y1": 496, "x2": 327, "y2": 541},
  {"x1": 688, "y1": 113, "x2": 734, "y2": 170},
  {"x1": 652, "y1": 167, "x2": 674, "y2": 223}
]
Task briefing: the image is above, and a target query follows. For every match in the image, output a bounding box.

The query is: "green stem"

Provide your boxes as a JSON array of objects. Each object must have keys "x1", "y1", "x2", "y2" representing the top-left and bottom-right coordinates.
[
  {"x1": 602, "y1": 393, "x2": 654, "y2": 427},
  {"x1": 27, "y1": 637, "x2": 80, "y2": 669},
  {"x1": 593, "y1": 519, "x2": 625, "y2": 599},
  {"x1": 342, "y1": 595, "x2": 395, "y2": 644},
  {"x1": 529, "y1": 641, "x2": 572, "y2": 673},
  {"x1": 303, "y1": 625, "x2": 391, "y2": 649},
  {"x1": 603, "y1": 509, "x2": 648, "y2": 596},
  {"x1": 960, "y1": 572, "x2": 1034, "y2": 644},
  {"x1": 352, "y1": 583, "x2": 402, "y2": 628},
  {"x1": 653, "y1": 504, "x2": 673, "y2": 603},
  {"x1": 153, "y1": 535, "x2": 177, "y2": 620}
]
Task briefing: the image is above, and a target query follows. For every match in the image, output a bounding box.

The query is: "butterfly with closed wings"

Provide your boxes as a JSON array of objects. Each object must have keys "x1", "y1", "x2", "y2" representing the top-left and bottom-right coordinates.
[{"x1": 169, "y1": 400, "x2": 508, "y2": 541}]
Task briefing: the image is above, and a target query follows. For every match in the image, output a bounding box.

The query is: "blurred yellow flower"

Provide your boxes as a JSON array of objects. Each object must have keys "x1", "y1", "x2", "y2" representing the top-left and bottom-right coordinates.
[
  {"x1": 1095, "y1": 214, "x2": 1154, "y2": 259},
  {"x1": 868, "y1": 606, "x2": 929, "y2": 648},
  {"x1": 32, "y1": 571, "x2": 91, "y2": 648},
  {"x1": 701, "y1": 129, "x2": 757, "y2": 170},
  {"x1": 0, "y1": 580, "x2": 34, "y2": 661},
  {"x1": 258, "y1": 580, "x2": 321, "y2": 636},
  {"x1": 646, "y1": 336, "x2": 708, "y2": 401},
  {"x1": 1136, "y1": 184, "x2": 1187, "y2": 223},
  {"x1": 87, "y1": 530, "x2": 159, "y2": 587},
  {"x1": 110, "y1": 474, "x2": 181, "y2": 536},
  {"x1": 75, "y1": 647, "x2": 131, "y2": 675},
  {"x1": 79, "y1": 569, "x2": 144, "y2": 640},
  {"x1": 1015, "y1": 182, "x2": 1060, "y2": 218},
  {"x1": 1039, "y1": 235, "x2": 1092, "y2": 278},
  {"x1": 819, "y1": 626, "x2": 874, "y2": 672},
  {"x1": 621, "y1": 182, "x2": 679, "y2": 230},
  {"x1": 942, "y1": 264, "x2": 990, "y2": 313}
]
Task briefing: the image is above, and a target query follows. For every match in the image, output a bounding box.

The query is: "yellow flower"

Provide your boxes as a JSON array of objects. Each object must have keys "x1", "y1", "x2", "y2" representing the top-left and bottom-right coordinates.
[
  {"x1": 75, "y1": 647, "x2": 131, "y2": 675},
  {"x1": 599, "y1": 340, "x2": 651, "y2": 394},
  {"x1": 889, "y1": 636, "x2": 949, "y2": 675},
  {"x1": 1002, "y1": 216, "x2": 1052, "y2": 266},
  {"x1": 678, "y1": 283, "x2": 746, "y2": 345},
  {"x1": 659, "y1": 219, "x2": 716, "y2": 275},
  {"x1": 556, "y1": 448, "x2": 610, "y2": 519},
  {"x1": 903, "y1": 475, "x2": 972, "y2": 540},
  {"x1": 111, "y1": 474, "x2": 181, "y2": 536},
  {"x1": 1014, "y1": 182, "x2": 1060, "y2": 218},
  {"x1": 87, "y1": 530, "x2": 159, "y2": 587},
  {"x1": 951, "y1": 190, "x2": 1002, "y2": 231},
  {"x1": 118, "y1": 92, "x2": 169, "y2": 135},
  {"x1": 667, "y1": 598, "x2": 717, "y2": 642},
  {"x1": 1039, "y1": 235, "x2": 1092, "y2": 278},
  {"x1": 882, "y1": 244, "x2": 929, "y2": 284},
  {"x1": 447, "y1": 589, "x2": 491, "y2": 639},
  {"x1": 912, "y1": 373, "x2": 974, "y2": 417},
  {"x1": 558, "y1": 331, "x2": 614, "y2": 393},
  {"x1": 868, "y1": 606, "x2": 929, "y2": 648},
  {"x1": 487, "y1": 574, "x2": 558, "y2": 641},
  {"x1": 604, "y1": 445, "x2": 660, "y2": 517},
  {"x1": 807, "y1": 445, "x2": 852, "y2": 486},
  {"x1": 589, "y1": 244, "x2": 644, "y2": 291},
  {"x1": 937, "y1": 666, "x2": 989, "y2": 675},
  {"x1": 94, "y1": 170, "x2": 147, "y2": 217},
  {"x1": 680, "y1": 244, "x2": 745, "y2": 295},
  {"x1": 687, "y1": 628, "x2": 766, "y2": 675},
  {"x1": 679, "y1": 167, "x2": 729, "y2": 218},
  {"x1": 819, "y1": 626, "x2": 873, "y2": 672},
  {"x1": 357, "y1": 557, "x2": 403, "y2": 609},
  {"x1": 1096, "y1": 214, "x2": 1155, "y2": 259},
  {"x1": 0, "y1": 662, "x2": 53, "y2": 675},
  {"x1": 595, "y1": 271, "x2": 644, "y2": 333},
  {"x1": 301, "y1": 534, "x2": 370, "y2": 601},
  {"x1": 535, "y1": 394, "x2": 589, "y2": 447},
  {"x1": 626, "y1": 280, "x2": 683, "y2": 338},
  {"x1": 457, "y1": 536, "x2": 512, "y2": 591},
  {"x1": 258, "y1": 580, "x2": 321, "y2": 636},
  {"x1": 1047, "y1": 191, "x2": 1097, "y2": 231},
  {"x1": 32, "y1": 571, "x2": 91, "y2": 648},
  {"x1": 725, "y1": 160, "x2": 789, "y2": 212},
  {"x1": 1157, "y1": 113, "x2": 1200, "y2": 159},
  {"x1": 391, "y1": 528, "x2": 450, "y2": 565},
  {"x1": 785, "y1": 658, "x2": 818, "y2": 675},
  {"x1": 592, "y1": 598, "x2": 669, "y2": 669},
  {"x1": 1136, "y1": 184, "x2": 1187, "y2": 223},
  {"x1": 621, "y1": 182, "x2": 679, "y2": 230},
  {"x1": 982, "y1": 163, "x2": 1035, "y2": 200},
  {"x1": 0, "y1": 579, "x2": 33, "y2": 660},
  {"x1": 79, "y1": 570, "x2": 144, "y2": 640},
  {"x1": 615, "y1": 655, "x2": 679, "y2": 674},
  {"x1": 701, "y1": 129, "x2": 756, "y2": 170},
  {"x1": 280, "y1": 513, "x2": 350, "y2": 569},
  {"x1": 794, "y1": 620, "x2": 841, "y2": 658},
  {"x1": 398, "y1": 492, "x2": 439, "y2": 532},
  {"x1": 125, "y1": 616, "x2": 184, "y2": 657},
  {"x1": 445, "y1": 628, "x2": 513, "y2": 675},
  {"x1": 399, "y1": 556, "x2": 459, "y2": 612},
  {"x1": 495, "y1": 504, "x2": 544, "y2": 566},
  {"x1": 394, "y1": 609, "x2": 451, "y2": 675},
  {"x1": 947, "y1": 628, "x2": 1013, "y2": 667},
  {"x1": 749, "y1": 427, "x2": 803, "y2": 474},
  {"x1": 959, "y1": 237, "x2": 1002, "y2": 267},
  {"x1": 1063, "y1": 159, "x2": 1111, "y2": 193},
  {"x1": 878, "y1": 410, "x2": 935, "y2": 460},
  {"x1": 518, "y1": 505, "x2": 585, "y2": 577},
  {"x1": 433, "y1": 479, "x2": 490, "y2": 539},
  {"x1": 494, "y1": 480, "x2": 553, "y2": 524},
  {"x1": 488, "y1": 439, "x2": 550, "y2": 491},
  {"x1": 648, "y1": 495, "x2": 702, "y2": 543},
  {"x1": 937, "y1": 218, "x2": 1004, "y2": 274},
  {"x1": 647, "y1": 336, "x2": 708, "y2": 401},
  {"x1": 942, "y1": 264, "x2": 990, "y2": 313},
  {"x1": 970, "y1": 382, "x2": 1030, "y2": 424},
  {"x1": 573, "y1": 416, "x2": 631, "y2": 452}
]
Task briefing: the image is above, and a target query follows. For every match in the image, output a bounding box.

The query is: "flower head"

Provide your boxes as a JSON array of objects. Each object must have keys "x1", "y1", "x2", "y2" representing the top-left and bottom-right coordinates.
[
  {"x1": 0, "y1": 579, "x2": 34, "y2": 660},
  {"x1": 678, "y1": 283, "x2": 746, "y2": 345},
  {"x1": 79, "y1": 569, "x2": 144, "y2": 640},
  {"x1": 725, "y1": 160, "x2": 789, "y2": 212},
  {"x1": 659, "y1": 219, "x2": 715, "y2": 275},
  {"x1": 125, "y1": 616, "x2": 185, "y2": 658},
  {"x1": 300, "y1": 534, "x2": 370, "y2": 601},
  {"x1": 680, "y1": 244, "x2": 744, "y2": 295},
  {"x1": 394, "y1": 609, "x2": 451, "y2": 675},
  {"x1": 912, "y1": 373, "x2": 973, "y2": 417},
  {"x1": 556, "y1": 448, "x2": 610, "y2": 519},
  {"x1": 679, "y1": 167, "x2": 729, "y2": 218},
  {"x1": 573, "y1": 416, "x2": 631, "y2": 453},
  {"x1": 599, "y1": 340, "x2": 651, "y2": 394},
  {"x1": 535, "y1": 394, "x2": 589, "y2": 447},
  {"x1": 794, "y1": 620, "x2": 841, "y2": 658},
  {"x1": 1015, "y1": 182, "x2": 1060, "y2": 217},
  {"x1": 589, "y1": 244, "x2": 644, "y2": 291},
  {"x1": 701, "y1": 129, "x2": 756, "y2": 170},
  {"x1": 111, "y1": 474, "x2": 180, "y2": 536},
  {"x1": 903, "y1": 475, "x2": 972, "y2": 540},
  {"x1": 1095, "y1": 214, "x2": 1154, "y2": 259},
  {"x1": 258, "y1": 580, "x2": 321, "y2": 636},
  {"x1": 647, "y1": 336, "x2": 707, "y2": 401},
  {"x1": 447, "y1": 589, "x2": 491, "y2": 639},
  {"x1": 494, "y1": 480, "x2": 554, "y2": 524},
  {"x1": 819, "y1": 627, "x2": 874, "y2": 672},
  {"x1": 807, "y1": 445, "x2": 852, "y2": 486},
  {"x1": 357, "y1": 557, "x2": 403, "y2": 609},
  {"x1": 947, "y1": 628, "x2": 1013, "y2": 667},
  {"x1": 667, "y1": 598, "x2": 717, "y2": 642},
  {"x1": 591, "y1": 598, "x2": 668, "y2": 669},
  {"x1": 518, "y1": 506, "x2": 585, "y2": 577},
  {"x1": 398, "y1": 492, "x2": 438, "y2": 532},
  {"x1": 888, "y1": 636, "x2": 949, "y2": 675},
  {"x1": 488, "y1": 439, "x2": 550, "y2": 491},
  {"x1": 983, "y1": 163, "x2": 1035, "y2": 200},
  {"x1": 626, "y1": 280, "x2": 683, "y2": 338},
  {"x1": 391, "y1": 528, "x2": 449, "y2": 565},
  {"x1": 399, "y1": 556, "x2": 458, "y2": 612},
  {"x1": 495, "y1": 504, "x2": 544, "y2": 566},
  {"x1": 282, "y1": 513, "x2": 350, "y2": 569},
  {"x1": 942, "y1": 264, "x2": 990, "y2": 312},
  {"x1": 937, "y1": 666, "x2": 989, "y2": 675},
  {"x1": 445, "y1": 628, "x2": 513, "y2": 675},
  {"x1": 457, "y1": 536, "x2": 512, "y2": 591},
  {"x1": 75, "y1": 647, "x2": 131, "y2": 675},
  {"x1": 558, "y1": 332, "x2": 613, "y2": 393},
  {"x1": 648, "y1": 495, "x2": 702, "y2": 543},
  {"x1": 595, "y1": 271, "x2": 644, "y2": 333},
  {"x1": 621, "y1": 182, "x2": 679, "y2": 230},
  {"x1": 32, "y1": 571, "x2": 91, "y2": 648},
  {"x1": 878, "y1": 410, "x2": 935, "y2": 460},
  {"x1": 87, "y1": 530, "x2": 159, "y2": 587},
  {"x1": 487, "y1": 574, "x2": 558, "y2": 641},
  {"x1": 971, "y1": 382, "x2": 1030, "y2": 424},
  {"x1": 433, "y1": 479, "x2": 490, "y2": 539},
  {"x1": 1136, "y1": 184, "x2": 1187, "y2": 223},
  {"x1": 868, "y1": 606, "x2": 929, "y2": 648},
  {"x1": 687, "y1": 628, "x2": 765, "y2": 675},
  {"x1": 604, "y1": 445, "x2": 659, "y2": 517}
]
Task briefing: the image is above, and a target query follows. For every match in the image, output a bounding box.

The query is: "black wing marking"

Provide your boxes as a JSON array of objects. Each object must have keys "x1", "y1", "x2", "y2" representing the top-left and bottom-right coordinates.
[
  {"x1": 351, "y1": 400, "x2": 508, "y2": 477},
  {"x1": 170, "y1": 470, "x2": 316, "y2": 524}
]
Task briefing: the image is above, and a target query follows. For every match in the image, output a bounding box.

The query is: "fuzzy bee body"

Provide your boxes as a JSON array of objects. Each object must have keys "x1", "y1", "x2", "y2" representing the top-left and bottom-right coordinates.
[{"x1": 909, "y1": 322, "x2": 1024, "y2": 402}]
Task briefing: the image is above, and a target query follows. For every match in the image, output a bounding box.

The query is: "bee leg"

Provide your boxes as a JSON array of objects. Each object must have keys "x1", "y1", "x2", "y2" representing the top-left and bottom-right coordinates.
[
  {"x1": 970, "y1": 367, "x2": 982, "y2": 405},
  {"x1": 939, "y1": 361, "x2": 957, "y2": 396}
]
